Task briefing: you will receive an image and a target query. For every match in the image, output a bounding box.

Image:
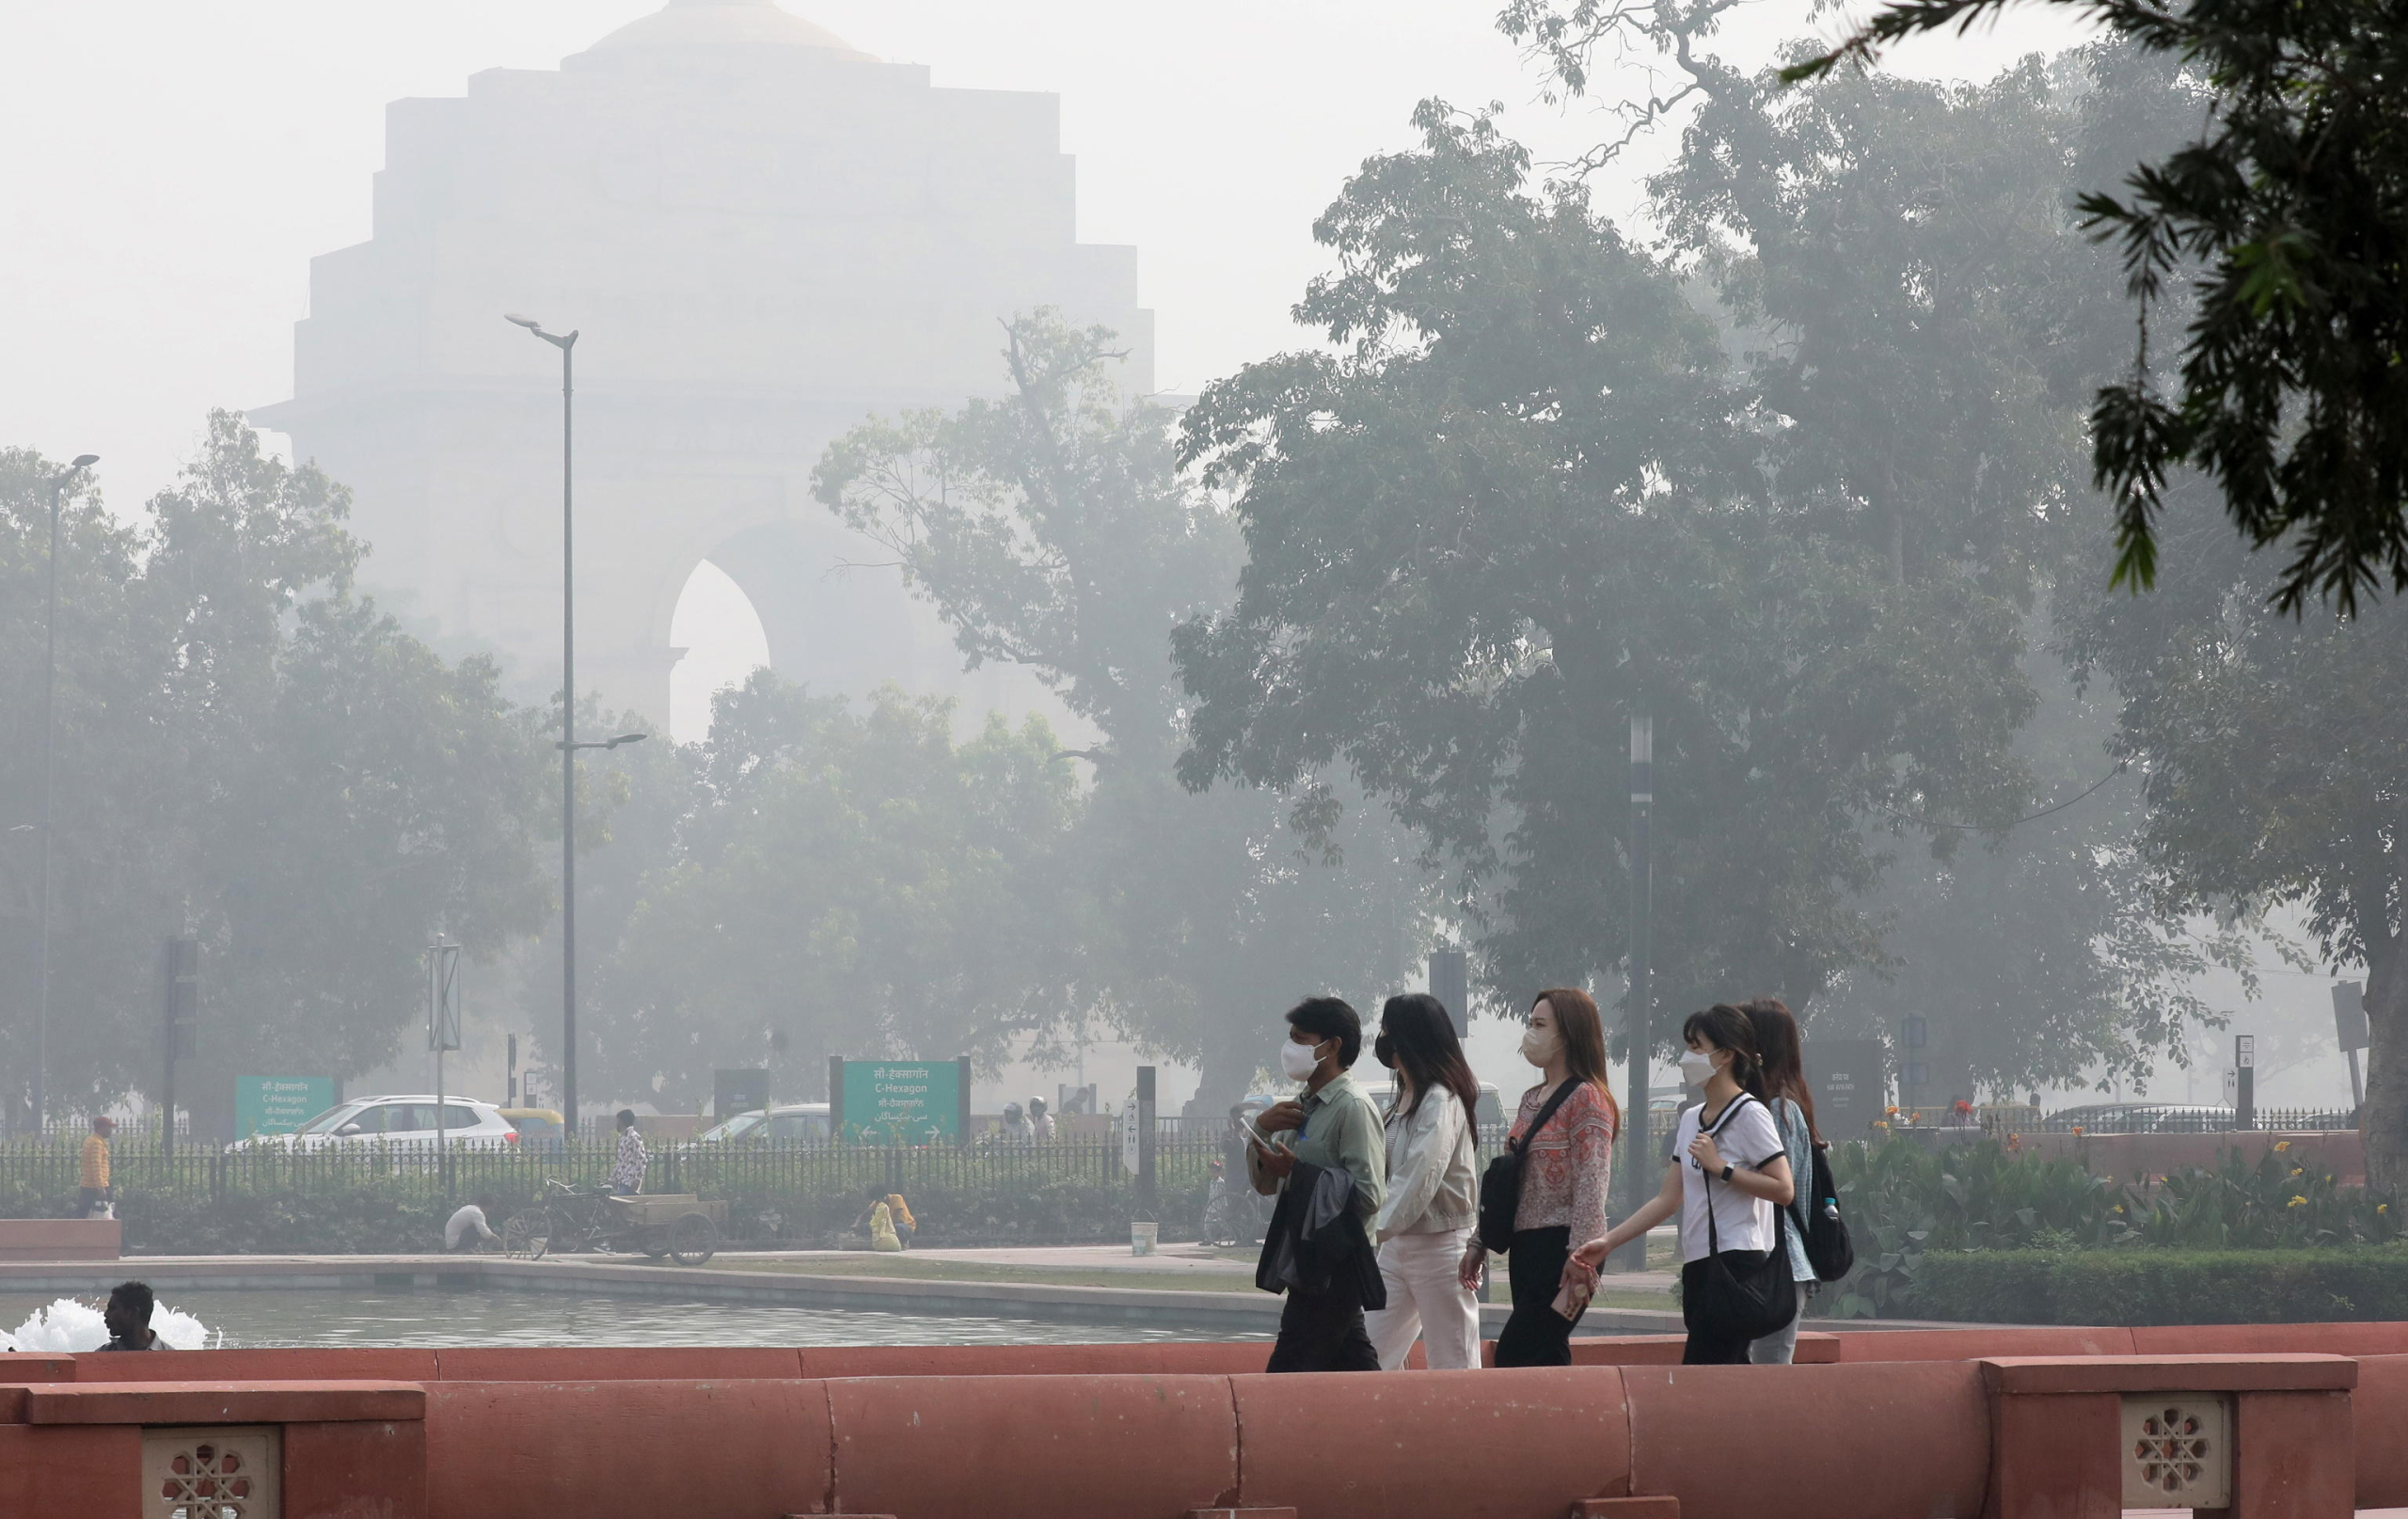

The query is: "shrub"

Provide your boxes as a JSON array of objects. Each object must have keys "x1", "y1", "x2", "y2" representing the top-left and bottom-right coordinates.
[{"x1": 1901, "y1": 1247, "x2": 2408, "y2": 1324}]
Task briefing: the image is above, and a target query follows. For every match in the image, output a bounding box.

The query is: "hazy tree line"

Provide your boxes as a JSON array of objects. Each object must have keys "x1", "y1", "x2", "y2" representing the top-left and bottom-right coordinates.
[{"x1": 8, "y1": 15, "x2": 2408, "y2": 1173}]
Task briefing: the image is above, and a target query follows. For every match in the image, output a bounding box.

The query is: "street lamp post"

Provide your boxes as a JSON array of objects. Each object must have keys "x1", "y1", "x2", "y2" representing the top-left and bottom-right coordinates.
[
  {"x1": 505, "y1": 313, "x2": 582, "y2": 1133},
  {"x1": 33, "y1": 454, "x2": 97, "y2": 1133},
  {"x1": 1614, "y1": 709, "x2": 1653, "y2": 1271}
]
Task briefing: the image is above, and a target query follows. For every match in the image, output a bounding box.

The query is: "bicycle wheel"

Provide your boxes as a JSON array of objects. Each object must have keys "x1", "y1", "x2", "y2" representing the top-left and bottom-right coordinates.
[{"x1": 503, "y1": 1211, "x2": 548, "y2": 1260}]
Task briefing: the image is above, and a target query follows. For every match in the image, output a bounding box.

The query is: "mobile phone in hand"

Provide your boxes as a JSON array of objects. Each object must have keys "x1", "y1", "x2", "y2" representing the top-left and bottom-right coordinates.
[{"x1": 1551, "y1": 1275, "x2": 1594, "y2": 1321}]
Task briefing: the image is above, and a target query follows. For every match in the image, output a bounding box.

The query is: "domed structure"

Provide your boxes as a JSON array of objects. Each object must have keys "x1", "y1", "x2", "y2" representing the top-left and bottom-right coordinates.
[
  {"x1": 584, "y1": 0, "x2": 872, "y2": 58},
  {"x1": 252, "y1": 3, "x2": 1150, "y2": 727}
]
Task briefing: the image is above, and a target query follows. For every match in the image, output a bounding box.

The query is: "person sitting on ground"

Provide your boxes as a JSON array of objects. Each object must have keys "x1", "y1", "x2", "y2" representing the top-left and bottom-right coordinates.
[
  {"x1": 95, "y1": 1281, "x2": 170, "y2": 1352},
  {"x1": 883, "y1": 1192, "x2": 916, "y2": 1248},
  {"x1": 1000, "y1": 1101, "x2": 1036, "y2": 1143},
  {"x1": 865, "y1": 1190, "x2": 905, "y2": 1252},
  {"x1": 445, "y1": 1195, "x2": 501, "y2": 1253},
  {"x1": 1028, "y1": 1095, "x2": 1055, "y2": 1142},
  {"x1": 79, "y1": 1116, "x2": 115, "y2": 1221},
  {"x1": 606, "y1": 1109, "x2": 647, "y2": 1195}
]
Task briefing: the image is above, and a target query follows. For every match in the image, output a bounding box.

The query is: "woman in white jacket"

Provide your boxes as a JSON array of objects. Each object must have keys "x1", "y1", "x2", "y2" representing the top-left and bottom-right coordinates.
[{"x1": 1363, "y1": 992, "x2": 1484, "y2": 1370}]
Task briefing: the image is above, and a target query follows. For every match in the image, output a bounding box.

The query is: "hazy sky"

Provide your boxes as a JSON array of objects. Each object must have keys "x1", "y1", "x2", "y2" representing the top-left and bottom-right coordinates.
[{"x1": 3, "y1": 0, "x2": 2092, "y2": 736}]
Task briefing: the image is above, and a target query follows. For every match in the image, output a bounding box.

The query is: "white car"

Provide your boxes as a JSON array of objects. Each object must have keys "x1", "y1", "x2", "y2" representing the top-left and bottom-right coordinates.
[{"x1": 227, "y1": 1095, "x2": 519, "y2": 1153}]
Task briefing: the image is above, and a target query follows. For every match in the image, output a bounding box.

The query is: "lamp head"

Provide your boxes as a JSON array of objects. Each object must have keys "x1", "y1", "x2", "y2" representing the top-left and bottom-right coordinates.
[
  {"x1": 70, "y1": 454, "x2": 98, "y2": 468},
  {"x1": 607, "y1": 732, "x2": 650, "y2": 750},
  {"x1": 504, "y1": 313, "x2": 543, "y2": 330}
]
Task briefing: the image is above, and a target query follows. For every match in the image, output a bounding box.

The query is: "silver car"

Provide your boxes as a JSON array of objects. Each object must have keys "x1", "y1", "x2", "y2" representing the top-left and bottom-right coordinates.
[{"x1": 227, "y1": 1094, "x2": 519, "y2": 1153}]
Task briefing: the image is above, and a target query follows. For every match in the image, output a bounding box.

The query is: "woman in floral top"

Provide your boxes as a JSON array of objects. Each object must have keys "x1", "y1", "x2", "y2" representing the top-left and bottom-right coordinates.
[{"x1": 1462, "y1": 988, "x2": 1619, "y2": 1366}]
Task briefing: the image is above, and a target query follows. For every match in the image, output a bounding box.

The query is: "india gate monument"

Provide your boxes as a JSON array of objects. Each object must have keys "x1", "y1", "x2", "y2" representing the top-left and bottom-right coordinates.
[{"x1": 252, "y1": 0, "x2": 1152, "y2": 727}]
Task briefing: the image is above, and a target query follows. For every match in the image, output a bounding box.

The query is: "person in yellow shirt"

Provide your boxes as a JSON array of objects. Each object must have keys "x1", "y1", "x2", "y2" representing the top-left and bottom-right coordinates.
[
  {"x1": 78, "y1": 1116, "x2": 114, "y2": 1219},
  {"x1": 884, "y1": 1193, "x2": 915, "y2": 1249}
]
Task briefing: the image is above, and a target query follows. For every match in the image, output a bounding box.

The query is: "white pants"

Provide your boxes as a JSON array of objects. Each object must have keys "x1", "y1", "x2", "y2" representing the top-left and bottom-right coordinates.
[{"x1": 1364, "y1": 1226, "x2": 1482, "y2": 1370}]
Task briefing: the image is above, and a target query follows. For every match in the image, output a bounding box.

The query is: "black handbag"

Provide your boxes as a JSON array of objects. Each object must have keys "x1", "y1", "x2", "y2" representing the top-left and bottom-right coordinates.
[
  {"x1": 1683, "y1": 1097, "x2": 1798, "y2": 1342},
  {"x1": 1477, "y1": 1079, "x2": 1579, "y2": 1254}
]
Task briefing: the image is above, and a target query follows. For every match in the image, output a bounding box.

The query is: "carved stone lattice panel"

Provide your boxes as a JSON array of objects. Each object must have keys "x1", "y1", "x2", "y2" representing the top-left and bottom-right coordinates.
[
  {"x1": 141, "y1": 1426, "x2": 279, "y2": 1519},
  {"x1": 2120, "y1": 1395, "x2": 2232, "y2": 1509}
]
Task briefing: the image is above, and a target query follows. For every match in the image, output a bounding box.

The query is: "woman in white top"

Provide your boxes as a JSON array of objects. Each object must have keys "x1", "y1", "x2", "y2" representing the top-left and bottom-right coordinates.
[
  {"x1": 1361, "y1": 992, "x2": 1483, "y2": 1370},
  {"x1": 1562, "y1": 1004, "x2": 1796, "y2": 1364}
]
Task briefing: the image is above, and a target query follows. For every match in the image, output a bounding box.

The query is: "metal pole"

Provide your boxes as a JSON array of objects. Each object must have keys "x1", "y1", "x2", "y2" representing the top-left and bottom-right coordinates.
[
  {"x1": 559, "y1": 336, "x2": 578, "y2": 1140},
  {"x1": 1614, "y1": 711, "x2": 1653, "y2": 1272},
  {"x1": 34, "y1": 477, "x2": 64, "y2": 1133}
]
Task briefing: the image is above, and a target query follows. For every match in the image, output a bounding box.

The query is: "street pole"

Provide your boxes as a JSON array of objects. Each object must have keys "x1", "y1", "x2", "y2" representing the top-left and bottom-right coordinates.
[
  {"x1": 33, "y1": 454, "x2": 96, "y2": 1134},
  {"x1": 506, "y1": 316, "x2": 579, "y2": 1137},
  {"x1": 1614, "y1": 710, "x2": 1653, "y2": 1272}
]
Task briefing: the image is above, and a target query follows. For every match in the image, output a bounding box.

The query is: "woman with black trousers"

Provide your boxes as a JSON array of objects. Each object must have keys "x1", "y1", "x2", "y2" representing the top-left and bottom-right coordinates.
[
  {"x1": 1563, "y1": 1005, "x2": 1796, "y2": 1365},
  {"x1": 1461, "y1": 987, "x2": 1619, "y2": 1367}
]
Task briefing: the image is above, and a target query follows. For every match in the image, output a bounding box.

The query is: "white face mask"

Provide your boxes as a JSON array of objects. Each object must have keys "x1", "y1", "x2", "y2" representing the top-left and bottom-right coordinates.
[
  {"x1": 1279, "y1": 1037, "x2": 1326, "y2": 1082},
  {"x1": 1679, "y1": 1049, "x2": 1717, "y2": 1085},
  {"x1": 1519, "y1": 1025, "x2": 1560, "y2": 1067}
]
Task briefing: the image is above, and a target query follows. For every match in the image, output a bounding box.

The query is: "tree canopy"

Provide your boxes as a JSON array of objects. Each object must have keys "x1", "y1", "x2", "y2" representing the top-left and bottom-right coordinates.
[
  {"x1": 1792, "y1": 0, "x2": 2408, "y2": 613},
  {"x1": 0, "y1": 416, "x2": 554, "y2": 1125}
]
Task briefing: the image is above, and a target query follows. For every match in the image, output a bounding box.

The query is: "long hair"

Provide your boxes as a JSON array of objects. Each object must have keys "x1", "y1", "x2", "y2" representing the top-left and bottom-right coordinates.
[
  {"x1": 1740, "y1": 997, "x2": 1821, "y2": 1143},
  {"x1": 1681, "y1": 1004, "x2": 1767, "y2": 1100},
  {"x1": 1379, "y1": 993, "x2": 1480, "y2": 1117},
  {"x1": 1533, "y1": 988, "x2": 1621, "y2": 1136}
]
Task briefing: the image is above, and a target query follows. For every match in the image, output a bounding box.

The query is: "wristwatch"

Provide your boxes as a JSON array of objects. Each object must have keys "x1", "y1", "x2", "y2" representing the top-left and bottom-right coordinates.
[{"x1": 1719, "y1": 1163, "x2": 1735, "y2": 1181}]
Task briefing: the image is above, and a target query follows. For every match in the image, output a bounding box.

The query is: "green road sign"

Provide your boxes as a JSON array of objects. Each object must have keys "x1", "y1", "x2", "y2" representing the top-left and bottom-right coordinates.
[
  {"x1": 236, "y1": 1075, "x2": 337, "y2": 1137},
  {"x1": 836, "y1": 1060, "x2": 966, "y2": 1144}
]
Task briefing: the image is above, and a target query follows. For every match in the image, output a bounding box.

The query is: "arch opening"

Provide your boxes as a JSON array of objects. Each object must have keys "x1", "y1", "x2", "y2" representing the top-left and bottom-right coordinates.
[{"x1": 668, "y1": 559, "x2": 771, "y2": 744}]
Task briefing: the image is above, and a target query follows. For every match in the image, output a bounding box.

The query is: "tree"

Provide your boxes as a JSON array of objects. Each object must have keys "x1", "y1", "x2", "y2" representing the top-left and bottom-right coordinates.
[
  {"x1": 2064, "y1": 489, "x2": 2408, "y2": 1182},
  {"x1": 0, "y1": 415, "x2": 556, "y2": 1125},
  {"x1": 1790, "y1": 1, "x2": 2408, "y2": 612},
  {"x1": 1627, "y1": 38, "x2": 2249, "y2": 1094},
  {"x1": 1172, "y1": 106, "x2": 2042, "y2": 1043},
  {"x1": 589, "y1": 675, "x2": 1082, "y2": 1104},
  {"x1": 816, "y1": 314, "x2": 1426, "y2": 1105}
]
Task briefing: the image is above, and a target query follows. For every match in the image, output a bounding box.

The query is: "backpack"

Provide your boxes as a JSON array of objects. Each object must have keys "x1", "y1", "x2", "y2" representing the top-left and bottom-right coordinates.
[
  {"x1": 1773, "y1": 1096, "x2": 1855, "y2": 1282},
  {"x1": 1802, "y1": 1141, "x2": 1855, "y2": 1282},
  {"x1": 1477, "y1": 1080, "x2": 1579, "y2": 1254}
]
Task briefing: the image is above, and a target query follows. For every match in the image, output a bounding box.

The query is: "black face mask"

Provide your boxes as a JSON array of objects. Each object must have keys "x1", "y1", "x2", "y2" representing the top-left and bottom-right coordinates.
[{"x1": 1373, "y1": 1033, "x2": 1395, "y2": 1069}]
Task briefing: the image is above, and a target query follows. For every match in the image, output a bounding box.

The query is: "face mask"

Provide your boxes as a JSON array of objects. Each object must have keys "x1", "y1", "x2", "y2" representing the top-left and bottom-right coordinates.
[
  {"x1": 1279, "y1": 1037, "x2": 1325, "y2": 1082},
  {"x1": 1519, "y1": 1025, "x2": 1559, "y2": 1067},
  {"x1": 1679, "y1": 1049, "x2": 1716, "y2": 1084},
  {"x1": 1372, "y1": 1033, "x2": 1395, "y2": 1069}
]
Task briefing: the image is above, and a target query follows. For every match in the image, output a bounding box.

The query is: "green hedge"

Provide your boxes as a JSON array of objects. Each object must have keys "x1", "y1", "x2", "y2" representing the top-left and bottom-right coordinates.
[{"x1": 1897, "y1": 1247, "x2": 2408, "y2": 1324}]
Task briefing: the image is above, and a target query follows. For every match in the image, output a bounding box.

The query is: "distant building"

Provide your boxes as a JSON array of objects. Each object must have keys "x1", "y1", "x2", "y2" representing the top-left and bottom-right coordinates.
[{"x1": 252, "y1": 0, "x2": 1152, "y2": 725}]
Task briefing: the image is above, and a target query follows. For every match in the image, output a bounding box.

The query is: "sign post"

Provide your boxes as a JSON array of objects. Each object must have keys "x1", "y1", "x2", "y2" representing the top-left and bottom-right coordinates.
[
  {"x1": 2334, "y1": 982, "x2": 2370, "y2": 1111},
  {"x1": 1811, "y1": 1038, "x2": 1889, "y2": 1141},
  {"x1": 427, "y1": 940, "x2": 461, "y2": 1187},
  {"x1": 2235, "y1": 1034, "x2": 2257, "y2": 1131},
  {"x1": 1136, "y1": 1066, "x2": 1158, "y2": 1218},
  {"x1": 163, "y1": 937, "x2": 199, "y2": 1157},
  {"x1": 834, "y1": 1059, "x2": 967, "y2": 1144},
  {"x1": 1428, "y1": 950, "x2": 1468, "y2": 1034}
]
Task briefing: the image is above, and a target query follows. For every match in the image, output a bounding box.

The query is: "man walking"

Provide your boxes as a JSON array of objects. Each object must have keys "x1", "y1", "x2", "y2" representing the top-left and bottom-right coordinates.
[
  {"x1": 606, "y1": 1110, "x2": 648, "y2": 1195},
  {"x1": 78, "y1": 1116, "x2": 114, "y2": 1220},
  {"x1": 1249, "y1": 996, "x2": 1387, "y2": 1372}
]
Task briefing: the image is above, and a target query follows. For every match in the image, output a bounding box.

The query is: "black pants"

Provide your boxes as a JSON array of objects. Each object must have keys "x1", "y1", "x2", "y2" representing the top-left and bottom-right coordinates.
[
  {"x1": 1495, "y1": 1226, "x2": 1582, "y2": 1368},
  {"x1": 1680, "y1": 1253, "x2": 1776, "y2": 1364},
  {"x1": 1266, "y1": 1275, "x2": 1379, "y2": 1373}
]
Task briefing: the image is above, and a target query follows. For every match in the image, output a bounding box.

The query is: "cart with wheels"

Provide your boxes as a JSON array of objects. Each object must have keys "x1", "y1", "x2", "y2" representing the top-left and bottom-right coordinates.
[{"x1": 607, "y1": 1193, "x2": 725, "y2": 1265}]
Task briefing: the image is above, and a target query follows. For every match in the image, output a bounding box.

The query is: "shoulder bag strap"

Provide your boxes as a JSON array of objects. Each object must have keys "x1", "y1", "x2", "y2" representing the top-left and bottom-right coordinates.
[{"x1": 1512, "y1": 1079, "x2": 1583, "y2": 1157}]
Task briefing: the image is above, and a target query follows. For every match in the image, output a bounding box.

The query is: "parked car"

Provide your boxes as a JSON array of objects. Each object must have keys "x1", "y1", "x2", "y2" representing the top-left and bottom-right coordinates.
[
  {"x1": 499, "y1": 1107, "x2": 566, "y2": 1151},
  {"x1": 227, "y1": 1095, "x2": 519, "y2": 1153},
  {"x1": 694, "y1": 1102, "x2": 832, "y2": 1145},
  {"x1": 2044, "y1": 1102, "x2": 2236, "y2": 1133}
]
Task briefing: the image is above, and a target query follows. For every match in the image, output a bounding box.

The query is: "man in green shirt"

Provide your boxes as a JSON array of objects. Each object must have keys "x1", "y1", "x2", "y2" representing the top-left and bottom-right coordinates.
[{"x1": 1249, "y1": 995, "x2": 1387, "y2": 1371}]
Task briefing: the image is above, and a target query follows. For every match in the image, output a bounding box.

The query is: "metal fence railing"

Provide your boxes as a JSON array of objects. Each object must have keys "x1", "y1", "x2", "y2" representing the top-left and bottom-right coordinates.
[{"x1": 0, "y1": 1133, "x2": 1233, "y2": 1205}]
